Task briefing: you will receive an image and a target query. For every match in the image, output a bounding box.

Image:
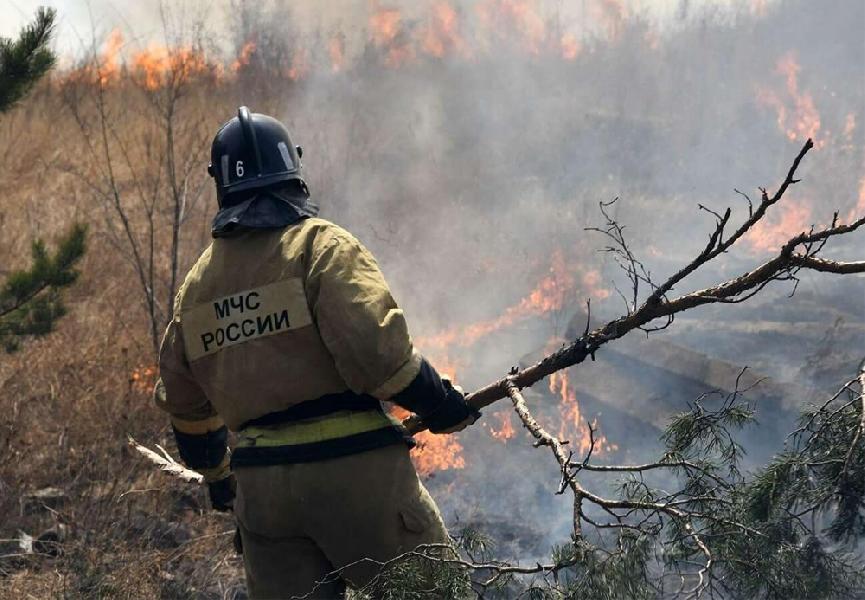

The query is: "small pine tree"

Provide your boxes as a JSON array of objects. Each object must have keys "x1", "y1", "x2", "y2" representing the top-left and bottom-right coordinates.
[
  {"x1": 0, "y1": 7, "x2": 57, "y2": 111},
  {"x1": 0, "y1": 225, "x2": 87, "y2": 352},
  {"x1": 0, "y1": 8, "x2": 86, "y2": 351}
]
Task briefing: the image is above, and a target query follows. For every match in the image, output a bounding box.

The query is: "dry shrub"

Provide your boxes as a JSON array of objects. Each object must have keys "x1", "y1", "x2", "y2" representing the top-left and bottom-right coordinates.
[{"x1": 0, "y1": 65, "x2": 264, "y2": 598}]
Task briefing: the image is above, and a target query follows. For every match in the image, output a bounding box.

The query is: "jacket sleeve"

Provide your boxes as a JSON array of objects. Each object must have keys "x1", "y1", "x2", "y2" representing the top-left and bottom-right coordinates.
[
  {"x1": 304, "y1": 226, "x2": 478, "y2": 432},
  {"x1": 305, "y1": 227, "x2": 422, "y2": 399},
  {"x1": 154, "y1": 318, "x2": 230, "y2": 483}
]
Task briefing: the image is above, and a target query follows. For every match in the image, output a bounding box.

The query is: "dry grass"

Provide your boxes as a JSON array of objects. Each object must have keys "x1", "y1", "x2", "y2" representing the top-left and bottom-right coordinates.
[{"x1": 0, "y1": 73, "x2": 254, "y2": 598}]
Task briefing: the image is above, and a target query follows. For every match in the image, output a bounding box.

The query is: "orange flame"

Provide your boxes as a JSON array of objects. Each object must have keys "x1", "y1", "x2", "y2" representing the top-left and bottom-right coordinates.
[
  {"x1": 745, "y1": 198, "x2": 813, "y2": 252},
  {"x1": 130, "y1": 44, "x2": 210, "y2": 91},
  {"x1": 757, "y1": 52, "x2": 824, "y2": 148},
  {"x1": 549, "y1": 369, "x2": 614, "y2": 456},
  {"x1": 420, "y1": 1, "x2": 465, "y2": 58},
  {"x1": 61, "y1": 28, "x2": 124, "y2": 87},
  {"x1": 842, "y1": 113, "x2": 856, "y2": 141},
  {"x1": 100, "y1": 29, "x2": 124, "y2": 86},
  {"x1": 391, "y1": 406, "x2": 465, "y2": 476},
  {"x1": 412, "y1": 431, "x2": 466, "y2": 476},
  {"x1": 477, "y1": 0, "x2": 546, "y2": 54},
  {"x1": 418, "y1": 250, "x2": 579, "y2": 352},
  {"x1": 560, "y1": 33, "x2": 582, "y2": 60},
  {"x1": 370, "y1": 6, "x2": 402, "y2": 46},
  {"x1": 418, "y1": 251, "x2": 609, "y2": 356},
  {"x1": 284, "y1": 50, "x2": 310, "y2": 81},
  {"x1": 231, "y1": 41, "x2": 257, "y2": 73},
  {"x1": 63, "y1": 0, "x2": 650, "y2": 86},
  {"x1": 487, "y1": 408, "x2": 516, "y2": 441},
  {"x1": 329, "y1": 34, "x2": 346, "y2": 72},
  {"x1": 369, "y1": 5, "x2": 416, "y2": 67},
  {"x1": 130, "y1": 365, "x2": 157, "y2": 394}
]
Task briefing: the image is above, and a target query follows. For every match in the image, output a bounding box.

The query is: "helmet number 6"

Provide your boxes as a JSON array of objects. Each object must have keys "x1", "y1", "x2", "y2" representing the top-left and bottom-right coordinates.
[{"x1": 236, "y1": 161, "x2": 244, "y2": 177}]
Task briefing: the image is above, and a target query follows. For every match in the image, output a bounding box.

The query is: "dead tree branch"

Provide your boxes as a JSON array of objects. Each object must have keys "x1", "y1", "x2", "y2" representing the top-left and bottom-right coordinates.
[
  {"x1": 404, "y1": 139, "x2": 864, "y2": 434},
  {"x1": 127, "y1": 435, "x2": 203, "y2": 483},
  {"x1": 504, "y1": 377, "x2": 584, "y2": 537}
]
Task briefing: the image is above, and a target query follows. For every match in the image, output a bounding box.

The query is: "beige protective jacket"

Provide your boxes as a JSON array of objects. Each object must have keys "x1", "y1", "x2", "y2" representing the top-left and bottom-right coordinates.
[{"x1": 156, "y1": 217, "x2": 422, "y2": 436}]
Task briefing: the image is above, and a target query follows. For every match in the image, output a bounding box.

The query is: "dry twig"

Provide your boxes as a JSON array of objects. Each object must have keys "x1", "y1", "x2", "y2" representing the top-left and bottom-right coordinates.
[{"x1": 127, "y1": 435, "x2": 203, "y2": 484}]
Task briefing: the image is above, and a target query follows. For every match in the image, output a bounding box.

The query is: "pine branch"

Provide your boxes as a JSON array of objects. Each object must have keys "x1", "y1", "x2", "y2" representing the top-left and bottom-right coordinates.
[
  {"x1": 0, "y1": 7, "x2": 57, "y2": 113},
  {"x1": 369, "y1": 367, "x2": 865, "y2": 599},
  {"x1": 0, "y1": 224, "x2": 87, "y2": 351}
]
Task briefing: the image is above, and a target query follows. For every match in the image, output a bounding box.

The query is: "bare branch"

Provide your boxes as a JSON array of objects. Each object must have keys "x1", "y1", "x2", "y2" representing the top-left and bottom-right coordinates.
[
  {"x1": 403, "y1": 139, "x2": 864, "y2": 434},
  {"x1": 127, "y1": 435, "x2": 203, "y2": 484}
]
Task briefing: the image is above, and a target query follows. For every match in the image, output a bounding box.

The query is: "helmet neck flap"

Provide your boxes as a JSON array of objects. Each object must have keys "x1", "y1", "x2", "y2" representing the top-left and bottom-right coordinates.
[
  {"x1": 211, "y1": 184, "x2": 319, "y2": 239},
  {"x1": 208, "y1": 106, "x2": 314, "y2": 237}
]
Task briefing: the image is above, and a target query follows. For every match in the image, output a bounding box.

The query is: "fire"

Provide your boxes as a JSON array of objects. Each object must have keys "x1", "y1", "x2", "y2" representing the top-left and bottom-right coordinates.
[
  {"x1": 412, "y1": 431, "x2": 466, "y2": 476},
  {"x1": 328, "y1": 34, "x2": 346, "y2": 72},
  {"x1": 757, "y1": 52, "x2": 824, "y2": 148},
  {"x1": 420, "y1": 1, "x2": 464, "y2": 58},
  {"x1": 130, "y1": 365, "x2": 157, "y2": 394},
  {"x1": 417, "y1": 249, "x2": 584, "y2": 353},
  {"x1": 100, "y1": 29, "x2": 124, "y2": 86},
  {"x1": 429, "y1": 351, "x2": 464, "y2": 383},
  {"x1": 61, "y1": 29, "x2": 263, "y2": 90},
  {"x1": 477, "y1": 0, "x2": 546, "y2": 54},
  {"x1": 581, "y1": 269, "x2": 610, "y2": 300},
  {"x1": 370, "y1": 6, "x2": 403, "y2": 46},
  {"x1": 390, "y1": 406, "x2": 465, "y2": 476},
  {"x1": 131, "y1": 44, "x2": 210, "y2": 91},
  {"x1": 842, "y1": 113, "x2": 856, "y2": 141},
  {"x1": 487, "y1": 408, "x2": 516, "y2": 441},
  {"x1": 410, "y1": 251, "x2": 613, "y2": 467},
  {"x1": 549, "y1": 369, "x2": 613, "y2": 456},
  {"x1": 60, "y1": 0, "x2": 654, "y2": 88},
  {"x1": 285, "y1": 50, "x2": 310, "y2": 81},
  {"x1": 560, "y1": 33, "x2": 582, "y2": 60},
  {"x1": 369, "y1": 4, "x2": 415, "y2": 67},
  {"x1": 745, "y1": 198, "x2": 812, "y2": 252},
  {"x1": 61, "y1": 28, "x2": 124, "y2": 87},
  {"x1": 231, "y1": 41, "x2": 257, "y2": 73}
]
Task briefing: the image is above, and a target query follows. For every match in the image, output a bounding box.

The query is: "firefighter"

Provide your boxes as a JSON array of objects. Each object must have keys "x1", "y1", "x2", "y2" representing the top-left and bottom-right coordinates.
[{"x1": 154, "y1": 107, "x2": 479, "y2": 599}]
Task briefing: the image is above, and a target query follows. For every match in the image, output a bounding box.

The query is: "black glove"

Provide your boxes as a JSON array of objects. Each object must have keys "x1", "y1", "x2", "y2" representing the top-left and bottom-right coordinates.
[
  {"x1": 207, "y1": 473, "x2": 236, "y2": 512},
  {"x1": 425, "y1": 379, "x2": 481, "y2": 434},
  {"x1": 391, "y1": 358, "x2": 481, "y2": 434}
]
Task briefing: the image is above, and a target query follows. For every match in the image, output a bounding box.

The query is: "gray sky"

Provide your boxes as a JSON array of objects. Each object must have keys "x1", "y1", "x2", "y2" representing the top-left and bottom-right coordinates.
[{"x1": 2, "y1": 0, "x2": 210, "y2": 55}]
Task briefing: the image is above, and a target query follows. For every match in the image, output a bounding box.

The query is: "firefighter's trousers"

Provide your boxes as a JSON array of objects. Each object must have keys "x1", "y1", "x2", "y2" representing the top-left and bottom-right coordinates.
[{"x1": 234, "y1": 443, "x2": 450, "y2": 599}]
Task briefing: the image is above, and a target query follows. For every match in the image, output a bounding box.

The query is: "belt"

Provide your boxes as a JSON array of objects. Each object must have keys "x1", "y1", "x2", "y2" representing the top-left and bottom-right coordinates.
[
  {"x1": 237, "y1": 409, "x2": 398, "y2": 447},
  {"x1": 231, "y1": 404, "x2": 414, "y2": 468}
]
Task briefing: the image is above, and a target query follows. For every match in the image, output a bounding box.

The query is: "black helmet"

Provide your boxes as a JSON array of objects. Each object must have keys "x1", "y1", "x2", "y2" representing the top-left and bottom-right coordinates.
[{"x1": 208, "y1": 106, "x2": 308, "y2": 207}]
